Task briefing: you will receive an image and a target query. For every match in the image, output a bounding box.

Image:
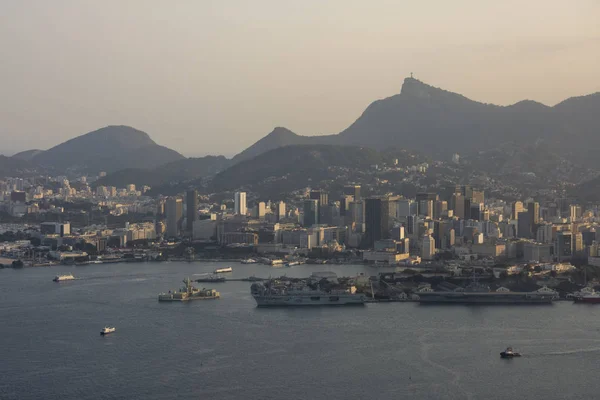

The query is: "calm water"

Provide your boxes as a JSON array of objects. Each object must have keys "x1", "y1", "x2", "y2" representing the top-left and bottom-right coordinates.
[{"x1": 1, "y1": 262, "x2": 600, "y2": 400}]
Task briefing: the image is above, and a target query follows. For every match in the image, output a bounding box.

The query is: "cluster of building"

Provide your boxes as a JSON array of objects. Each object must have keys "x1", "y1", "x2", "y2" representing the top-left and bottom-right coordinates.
[
  {"x1": 148, "y1": 185, "x2": 600, "y2": 268},
  {"x1": 0, "y1": 175, "x2": 151, "y2": 217}
]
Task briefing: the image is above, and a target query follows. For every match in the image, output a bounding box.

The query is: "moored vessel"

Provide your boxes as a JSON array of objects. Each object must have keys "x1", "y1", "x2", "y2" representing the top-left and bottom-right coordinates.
[
  {"x1": 158, "y1": 278, "x2": 220, "y2": 302},
  {"x1": 53, "y1": 273, "x2": 75, "y2": 282},
  {"x1": 100, "y1": 327, "x2": 116, "y2": 335},
  {"x1": 416, "y1": 279, "x2": 557, "y2": 305},
  {"x1": 251, "y1": 273, "x2": 365, "y2": 307},
  {"x1": 573, "y1": 289, "x2": 600, "y2": 304}
]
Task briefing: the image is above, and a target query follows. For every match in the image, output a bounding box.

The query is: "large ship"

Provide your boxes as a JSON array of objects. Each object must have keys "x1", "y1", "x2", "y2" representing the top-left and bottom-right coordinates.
[
  {"x1": 572, "y1": 288, "x2": 600, "y2": 304},
  {"x1": 53, "y1": 273, "x2": 75, "y2": 282},
  {"x1": 158, "y1": 278, "x2": 220, "y2": 302},
  {"x1": 250, "y1": 273, "x2": 365, "y2": 307},
  {"x1": 416, "y1": 280, "x2": 557, "y2": 305}
]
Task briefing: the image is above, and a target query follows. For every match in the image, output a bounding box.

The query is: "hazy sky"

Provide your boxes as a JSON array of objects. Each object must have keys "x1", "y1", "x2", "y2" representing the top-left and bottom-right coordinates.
[{"x1": 1, "y1": 1, "x2": 599, "y2": 157}]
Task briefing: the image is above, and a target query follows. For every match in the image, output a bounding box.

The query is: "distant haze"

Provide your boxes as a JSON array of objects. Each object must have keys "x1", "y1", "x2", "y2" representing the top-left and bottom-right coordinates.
[{"x1": 1, "y1": 0, "x2": 599, "y2": 156}]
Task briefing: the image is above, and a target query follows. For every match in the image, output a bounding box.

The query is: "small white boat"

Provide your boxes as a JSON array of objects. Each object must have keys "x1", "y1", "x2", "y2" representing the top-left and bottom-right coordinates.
[
  {"x1": 241, "y1": 258, "x2": 257, "y2": 264},
  {"x1": 214, "y1": 267, "x2": 233, "y2": 274},
  {"x1": 100, "y1": 327, "x2": 116, "y2": 335},
  {"x1": 53, "y1": 274, "x2": 75, "y2": 282}
]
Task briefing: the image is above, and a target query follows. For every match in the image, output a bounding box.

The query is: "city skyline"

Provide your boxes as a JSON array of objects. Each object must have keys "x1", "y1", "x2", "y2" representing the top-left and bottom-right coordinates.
[{"x1": 1, "y1": 0, "x2": 599, "y2": 156}]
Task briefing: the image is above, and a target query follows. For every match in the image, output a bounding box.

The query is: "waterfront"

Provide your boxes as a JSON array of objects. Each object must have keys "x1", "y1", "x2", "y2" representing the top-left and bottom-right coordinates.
[{"x1": 2, "y1": 262, "x2": 600, "y2": 400}]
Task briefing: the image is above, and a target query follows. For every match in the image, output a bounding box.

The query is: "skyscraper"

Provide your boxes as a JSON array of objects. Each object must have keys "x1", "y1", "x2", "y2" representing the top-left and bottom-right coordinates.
[
  {"x1": 234, "y1": 192, "x2": 247, "y2": 215},
  {"x1": 303, "y1": 199, "x2": 319, "y2": 227},
  {"x1": 276, "y1": 201, "x2": 286, "y2": 221},
  {"x1": 517, "y1": 211, "x2": 532, "y2": 239},
  {"x1": 555, "y1": 231, "x2": 573, "y2": 261},
  {"x1": 527, "y1": 201, "x2": 540, "y2": 229},
  {"x1": 309, "y1": 190, "x2": 329, "y2": 206},
  {"x1": 257, "y1": 202, "x2": 267, "y2": 219},
  {"x1": 451, "y1": 193, "x2": 465, "y2": 219},
  {"x1": 418, "y1": 200, "x2": 434, "y2": 218},
  {"x1": 364, "y1": 197, "x2": 391, "y2": 248},
  {"x1": 406, "y1": 215, "x2": 418, "y2": 235},
  {"x1": 186, "y1": 190, "x2": 198, "y2": 234},
  {"x1": 416, "y1": 193, "x2": 438, "y2": 215},
  {"x1": 422, "y1": 235, "x2": 435, "y2": 260},
  {"x1": 348, "y1": 201, "x2": 365, "y2": 229},
  {"x1": 511, "y1": 201, "x2": 524, "y2": 220},
  {"x1": 166, "y1": 197, "x2": 183, "y2": 238}
]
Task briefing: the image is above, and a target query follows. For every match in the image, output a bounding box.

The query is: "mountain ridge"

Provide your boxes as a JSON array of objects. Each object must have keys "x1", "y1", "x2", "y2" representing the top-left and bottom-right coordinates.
[{"x1": 232, "y1": 78, "x2": 600, "y2": 166}]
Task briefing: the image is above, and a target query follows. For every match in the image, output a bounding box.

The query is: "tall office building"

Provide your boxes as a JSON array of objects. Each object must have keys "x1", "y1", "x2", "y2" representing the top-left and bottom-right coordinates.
[
  {"x1": 570, "y1": 204, "x2": 582, "y2": 222},
  {"x1": 472, "y1": 190, "x2": 485, "y2": 205},
  {"x1": 555, "y1": 231, "x2": 573, "y2": 261},
  {"x1": 573, "y1": 232, "x2": 584, "y2": 256},
  {"x1": 166, "y1": 197, "x2": 183, "y2": 238},
  {"x1": 463, "y1": 198, "x2": 472, "y2": 220},
  {"x1": 527, "y1": 201, "x2": 540, "y2": 228},
  {"x1": 348, "y1": 201, "x2": 365, "y2": 228},
  {"x1": 406, "y1": 215, "x2": 418, "y2": 235},
  {"x1": 418, "y1": 200, "x2": 434, "y2": 218},
  {"x1": 450, "y1": 193, "x2": 466, "y2": 219},
  {"x1": 536, "y1": 223, "x2": 554, "y2": 244},
  {"x1": 303, "y1": 199, "x2": 319, "y2": 227},
  {"x1": 434, "y1": 200, "x2": 448, "y2": 219},
  {"x1": 416, "y1": 193, "x2": 438, "y2": 215},
  {"x1": 234, "y1": 192, "x2": 247, "y2": 215},
  {"x1": 186, "y1": 190, "x2": 198, "y2": 234},
  {"x1": 422, "y1": 235, "x2": 436, "y2": 260},
  {"x1": 310, "y1": 190, "x2": 329, "y2": 206},
  {"x1": 397, "y1": 199, "x2": 416, "y2": 218},
  {"x1": 470, "y1": 202, "x2": 483, "y2": 221},
  {"x1": 511, "y1": 201, "x2": 524, "y2": 220},
  {"x1": 364, "y1": 197, "x2": 391, "y2": 248},
  {"x1": 257, "y1": 202, "x2": 267, "y2": 219},
  {"x1": 344, "y1": 185, "x2": 361, "y2": 201},
  {"x1": 276, "y1": 201, "x2": 286, "y2": 221},
  {"x1": 517, "y1": 211, "x2": 532, "y2": 239}
]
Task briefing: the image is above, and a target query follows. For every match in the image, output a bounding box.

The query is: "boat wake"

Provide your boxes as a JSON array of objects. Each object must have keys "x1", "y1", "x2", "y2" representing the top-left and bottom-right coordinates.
[{"x1": 544, "y1": 347, "x2": 600, "y2": 356}]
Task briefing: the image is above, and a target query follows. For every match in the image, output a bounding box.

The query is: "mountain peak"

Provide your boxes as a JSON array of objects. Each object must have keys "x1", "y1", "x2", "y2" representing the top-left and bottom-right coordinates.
[{"x1": 266, "y1": 126, "x2": 298, "y2": 139}]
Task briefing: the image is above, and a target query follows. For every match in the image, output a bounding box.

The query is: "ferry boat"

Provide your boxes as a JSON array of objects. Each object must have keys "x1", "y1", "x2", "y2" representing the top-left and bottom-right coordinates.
[
  {"x1": 158, "y1": 278, "x2": 220, "y2": 302},
  {"x1": 500, "y1": 347, "x2": 521, "y2": 358},
  {"x1": 53, "y1": 274, "x2": 75, "y2": 282},
  {"x1": 250, "y1": 275, "x2": 365, "y2": 307},
  {"x1": 100, "y1": 327, "x2": 116, "y2": 335},
  {"x1": 416, "y1": 280, "x2": 557, "y2": 304},
  {"x1": 214, "y1": 267, "x2": 233, "y2": 274}
]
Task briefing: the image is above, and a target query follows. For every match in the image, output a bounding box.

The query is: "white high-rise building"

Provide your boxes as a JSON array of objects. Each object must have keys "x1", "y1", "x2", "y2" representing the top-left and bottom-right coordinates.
[
  {"x1": 234, "y1": 192, "x2": 247, "y2": 215},
  {"x1": 422, "y1": 234, "x2": 435, "y2": 260}
]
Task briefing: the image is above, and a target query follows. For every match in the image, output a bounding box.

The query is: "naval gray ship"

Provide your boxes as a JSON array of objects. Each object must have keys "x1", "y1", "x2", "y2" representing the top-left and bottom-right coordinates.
[
  {"x1": 251, "y1": 274, "x2": 365, "y2": 307},
  {"x1": 416, "y1": 280, "x2": 557, "y2": 305}
]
